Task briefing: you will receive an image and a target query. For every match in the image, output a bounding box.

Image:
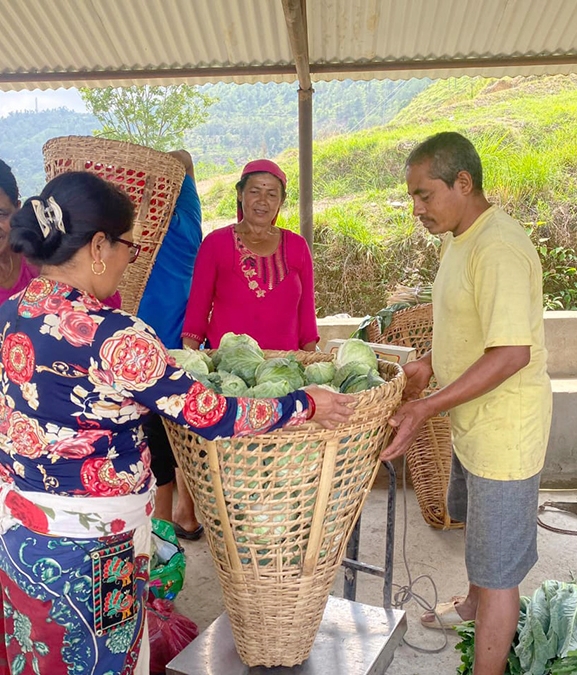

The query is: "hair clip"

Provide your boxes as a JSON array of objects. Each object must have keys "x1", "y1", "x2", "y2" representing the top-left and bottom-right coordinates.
[{"x1": 30, "y1": 196, "x2": 65, "y2": 239}]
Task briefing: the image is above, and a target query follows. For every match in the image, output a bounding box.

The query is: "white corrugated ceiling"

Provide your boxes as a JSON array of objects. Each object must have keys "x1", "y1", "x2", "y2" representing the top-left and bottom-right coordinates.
[{"x1": 1, "y1": 0, "x2": 577, "y2": 90}]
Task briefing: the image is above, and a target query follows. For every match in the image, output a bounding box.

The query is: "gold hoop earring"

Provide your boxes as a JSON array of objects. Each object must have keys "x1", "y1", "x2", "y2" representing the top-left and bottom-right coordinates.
[{"x1": 91, "y1": 260, "x2": 106, "y2": 276}]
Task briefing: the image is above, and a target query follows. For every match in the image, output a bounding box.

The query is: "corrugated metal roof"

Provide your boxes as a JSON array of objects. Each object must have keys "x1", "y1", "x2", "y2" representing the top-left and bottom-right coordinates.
[{"x1": 1, "y1": 0, "x2": 577, "y2": 90}]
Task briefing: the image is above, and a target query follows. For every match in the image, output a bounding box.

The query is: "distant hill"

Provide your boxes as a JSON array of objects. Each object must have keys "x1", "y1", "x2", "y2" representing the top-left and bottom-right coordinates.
[
  {"x1": 0, "y1": 108, "x2": 100, "y2": 198},
  {"x1": 189, "y1": 79, "x2": 430, "y2": 170},
  {"x1": 197, "y1": 74, "x2": 577, "y2": 315},
  {"x1": 0, "y1": 79, "x2": 429, "y2": 197}
]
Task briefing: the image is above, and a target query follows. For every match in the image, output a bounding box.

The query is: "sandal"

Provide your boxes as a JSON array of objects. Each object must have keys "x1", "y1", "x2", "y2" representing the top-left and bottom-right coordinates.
[
  {"x1": 173, "y1": 523, "x2": 204, "y2": 541},
  {"x1": 420, "y1": 597, "x2": 469, "y2": 630}
]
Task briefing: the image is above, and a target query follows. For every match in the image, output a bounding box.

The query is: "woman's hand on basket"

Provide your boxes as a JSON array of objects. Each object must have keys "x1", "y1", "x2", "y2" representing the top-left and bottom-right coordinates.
[{"x1": 303, "y1": 385, "x2": 356, "y2": 429}]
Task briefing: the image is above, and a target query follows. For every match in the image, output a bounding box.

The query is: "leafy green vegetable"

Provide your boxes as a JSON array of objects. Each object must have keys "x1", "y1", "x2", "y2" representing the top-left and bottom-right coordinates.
[
  {"x1": 168, "y1": 348, "x2": 211, "y2": 377},
  {"x1": 516, "y1": 580, "x2": 577, "y2": 675},
  {"x1": 219, "y1": 332, "x2": 264, "y2": 357},
  {"x1": 205, "y1": 371, "x2": 223, "y2": 393},
  {"x1": 255, "y1": 356, "x2": 305, "y2": 390},
  {"x1": 304, "y1": 361, "x2": 335, "y2": 385},
  {"x1": 246, "y1": 380, "x2": 292, "y2": 398},
  {"x1": 219, "y1": 372, "x2": 249, "y2": 396},
  {"x1": 216, "y1": 345, "x2": 264, "y2": 386},
  {"x1": 335, "y1": 338, "x2": 378, "y2": 371},
  {"x1": 455, "y1": 581, "x2": 577, "y2": 675},
  {"x1": 333, "y1": 361, "x2": 372, "y2": 388}
]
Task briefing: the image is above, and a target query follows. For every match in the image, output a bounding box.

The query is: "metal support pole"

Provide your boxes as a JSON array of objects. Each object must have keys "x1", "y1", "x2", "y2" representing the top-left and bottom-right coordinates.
[
  {"x1": 298, "y1": 86, "x2": 314, "y2": 251},
  {"x1": 341, "y1": 460, "x2": 397, "y2": 609}
]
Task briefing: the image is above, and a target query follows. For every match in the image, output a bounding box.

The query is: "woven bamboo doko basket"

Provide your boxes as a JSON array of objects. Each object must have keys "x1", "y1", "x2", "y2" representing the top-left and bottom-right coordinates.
[
  {"x1": 164, "y1": 350, "x2": 405, "y2": 667},
  {"x1": 367, "y1": 303, "x2": 463, "y2": 530},
  {"x1": 42, "y1": 136, "x2": 185, "y2": 315}
]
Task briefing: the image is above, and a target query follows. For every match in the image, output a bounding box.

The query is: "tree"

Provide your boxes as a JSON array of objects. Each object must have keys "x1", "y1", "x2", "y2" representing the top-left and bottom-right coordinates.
[{"x1": 79, "y1": 85, "x2": 216, "y2": 151}]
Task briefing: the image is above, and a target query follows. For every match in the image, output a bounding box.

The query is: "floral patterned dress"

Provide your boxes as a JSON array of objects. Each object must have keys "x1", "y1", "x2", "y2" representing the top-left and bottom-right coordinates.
[{"x1": 0, "y1": 277, "x2": 308, "y2": 675}]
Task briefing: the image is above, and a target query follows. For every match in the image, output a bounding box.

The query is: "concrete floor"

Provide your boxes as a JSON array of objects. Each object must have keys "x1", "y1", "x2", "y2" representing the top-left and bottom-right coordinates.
[{"x1": 172, "y1": 464, "x2": 577, "y2": 675}]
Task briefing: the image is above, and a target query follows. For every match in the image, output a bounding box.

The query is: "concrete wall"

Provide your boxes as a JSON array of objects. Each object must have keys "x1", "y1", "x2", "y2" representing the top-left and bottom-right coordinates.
[{"x1": 318, "y1": 311, "x2": 577, "y2": 488}]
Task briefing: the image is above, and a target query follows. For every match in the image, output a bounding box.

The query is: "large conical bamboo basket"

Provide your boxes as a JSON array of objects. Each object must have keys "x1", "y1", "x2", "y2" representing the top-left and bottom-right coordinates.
[{"x1": 164, "y1": 350, "x2": 405, "y2": 667}]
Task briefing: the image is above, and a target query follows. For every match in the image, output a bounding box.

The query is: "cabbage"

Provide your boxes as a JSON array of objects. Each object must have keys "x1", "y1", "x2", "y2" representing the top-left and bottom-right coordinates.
[
  {"x1": 246, "y1": 380, "x2": 292, "y2": 398},
  {"x1": 202, "y1": 371, "x2": 223, "y2": 393},
  {"x1": 333, "y1": 361, "x2": 372, "y2": 388},
  {"x1": 255, "y1": 356, "x2": 305, "y2": 390},
  {"x1": 304, "y1": 361, "x2": 335, "y2": 385},
  {"x1": 218, "y1": 332, "x2": 264, "y2": 357},
  {"x1": 335, "y1": 338, "x2": 378, "y2": 371},
  {"x1": 339, "y1": 373, "x2": 369, "y2": 393},
  {"x1": 220, "y1": 371, "x2": 250, "y2": 396},
  {"x1": 168, "y1": 348, "x2": 211, "y2": 377},
  {"x1": 217, "y1": 346, "x2": 264, "y2": 386},
  {"x1": 366, "y1": 368, "x2": 387, "y2": 389},
  {"x1": 214, "y1": 333, "x2": 265, "y2": 385}
]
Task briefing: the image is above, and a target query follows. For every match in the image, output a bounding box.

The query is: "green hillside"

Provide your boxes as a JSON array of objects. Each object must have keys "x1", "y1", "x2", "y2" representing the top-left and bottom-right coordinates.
[{"x1": 199, "y1": 75, "x2": 577, "y2": 317}]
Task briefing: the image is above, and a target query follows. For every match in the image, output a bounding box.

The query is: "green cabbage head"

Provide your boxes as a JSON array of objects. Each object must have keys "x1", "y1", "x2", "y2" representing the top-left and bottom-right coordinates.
[
  {"x1": 219, "y1": 332, "x2": 264, "y2": 357},
  {"x1": 247, "y1": 380, "x2": 292, "y2": 398},
  {"x1": 304, "y1": 361, "x2": 335, "y2": 385},
  {"x1": 220, "y1": 372, "x2": 250, "y2": 396},
  {"x1": 255, "y1": 356, "x2": 305, "y2": 390},
  {"x1": 335, "y1": 338, "x2": 378, "y2": 371},
  {"x1": 333, "y1": 361, "x2": 372, "y2": 389},
  {"x1": 169, "y1": 349, "x2": 212, "y2": 377},
  {"x1": 216, "y1": 347, "x2": 264, "y2": 386}
]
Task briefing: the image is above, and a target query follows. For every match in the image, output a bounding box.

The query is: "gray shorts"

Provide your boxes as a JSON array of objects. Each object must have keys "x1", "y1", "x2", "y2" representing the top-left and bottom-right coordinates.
[{"x1": 447, "y1": 452, "x2": 540, "y2": 589}]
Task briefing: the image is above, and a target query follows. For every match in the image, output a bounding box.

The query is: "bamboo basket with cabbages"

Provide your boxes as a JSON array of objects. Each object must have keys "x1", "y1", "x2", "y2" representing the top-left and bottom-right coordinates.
[{"x1": 163, "y1": 333, "x2": 405, "y2": 667}]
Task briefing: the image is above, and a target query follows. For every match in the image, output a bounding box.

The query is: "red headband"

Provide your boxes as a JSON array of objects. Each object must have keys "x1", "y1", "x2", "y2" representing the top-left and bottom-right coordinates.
[{"x1": 237, "y1": 159, "x2": 287, "y2": 224}]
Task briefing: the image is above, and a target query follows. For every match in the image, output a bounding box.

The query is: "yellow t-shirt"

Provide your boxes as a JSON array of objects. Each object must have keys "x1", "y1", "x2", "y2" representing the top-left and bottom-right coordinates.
[{"x1": 432, "y1": 205, "x2": 552, "y2": 480}]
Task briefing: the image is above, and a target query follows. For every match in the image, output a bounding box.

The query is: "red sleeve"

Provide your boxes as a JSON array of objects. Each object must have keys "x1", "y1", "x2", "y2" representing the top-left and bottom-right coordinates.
[
  {"x1": 181, "y1": 231, "x2": 219, "y2": 342},
  {"x1": 294, "y1": 235, "x2": 319, "y2": 348}
]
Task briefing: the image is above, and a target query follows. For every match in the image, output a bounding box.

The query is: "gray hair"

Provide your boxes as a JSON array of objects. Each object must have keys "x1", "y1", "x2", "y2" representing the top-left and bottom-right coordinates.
[{"x1": 405, "y1": 132, "x2": 483, "y2": 192}]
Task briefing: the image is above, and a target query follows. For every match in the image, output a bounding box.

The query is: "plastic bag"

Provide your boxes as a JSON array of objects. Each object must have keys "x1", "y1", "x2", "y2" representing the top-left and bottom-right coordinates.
[
  {"x1": 149, "y1": 518, "x2": 186, "y2": 600},
  {"x1": 148, "y1": 596, "x2": 199, "y2": 674}
]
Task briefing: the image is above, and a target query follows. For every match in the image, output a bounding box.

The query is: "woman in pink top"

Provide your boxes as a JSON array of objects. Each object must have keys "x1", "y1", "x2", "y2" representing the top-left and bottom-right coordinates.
[
  {"x1": 182, "y1": 159, "x2": 319, "y2": 351},
  {"x1": 0, "y1": 159, "x2": 121, "y2": 309},
  {"x1": 0, "y1": 160, "x2": 36, "y2": 305}
]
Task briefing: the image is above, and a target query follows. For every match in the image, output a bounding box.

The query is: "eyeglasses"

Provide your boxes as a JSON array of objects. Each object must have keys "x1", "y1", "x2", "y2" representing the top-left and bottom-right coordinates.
[{"x1": 115, "y1": 237, "x2": 141, "y2": 264}]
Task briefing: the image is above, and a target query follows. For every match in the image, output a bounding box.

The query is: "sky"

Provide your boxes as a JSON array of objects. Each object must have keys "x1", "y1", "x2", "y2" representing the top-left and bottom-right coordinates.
[{"x1": 0, "y1": 88, "x2": 87, "y2": 116}]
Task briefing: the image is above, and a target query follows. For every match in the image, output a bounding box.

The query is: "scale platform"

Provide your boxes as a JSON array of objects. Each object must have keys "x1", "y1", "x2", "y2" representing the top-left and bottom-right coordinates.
[{"x1": 166, "y1": 595, "x2": 407, "y2": 675}]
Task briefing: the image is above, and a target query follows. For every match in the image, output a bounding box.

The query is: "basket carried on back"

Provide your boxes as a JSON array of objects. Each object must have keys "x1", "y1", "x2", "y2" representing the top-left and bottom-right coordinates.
[
  {"x1": 164, "y1": 351, "x2": 405, "y2": 667},
  {"x1": 43, "y1": 136, "x2": 185, "y2": 315},
  {"x1": 368, "y1": 304, "x2": 462, "y2": 530}
]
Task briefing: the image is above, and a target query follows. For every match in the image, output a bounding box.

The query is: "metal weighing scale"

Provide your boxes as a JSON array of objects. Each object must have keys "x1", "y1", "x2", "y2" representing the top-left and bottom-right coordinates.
[{"x1": 167, "y1": 461, "x2": 407, "y2": 675}]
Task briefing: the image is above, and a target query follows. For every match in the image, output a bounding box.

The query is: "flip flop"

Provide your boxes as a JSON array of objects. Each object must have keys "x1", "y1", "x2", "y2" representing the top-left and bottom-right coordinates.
[
  {"x1": 173, "y1": 523, "x2": 204, "y2": 541},
  {"x1": 420, "y1": 598, "x2": 469, "y2": 630}
]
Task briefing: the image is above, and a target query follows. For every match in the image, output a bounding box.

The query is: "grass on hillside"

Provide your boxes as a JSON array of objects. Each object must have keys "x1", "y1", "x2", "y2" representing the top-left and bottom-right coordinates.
[{"x1": 198, "y1": 74, "x2": 577, "y2": 317}]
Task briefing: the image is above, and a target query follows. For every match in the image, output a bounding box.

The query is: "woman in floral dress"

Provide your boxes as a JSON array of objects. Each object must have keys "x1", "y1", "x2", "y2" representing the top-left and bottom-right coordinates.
[{"x1": 0, "y1": 171, "x2": 353, "y2": 675}]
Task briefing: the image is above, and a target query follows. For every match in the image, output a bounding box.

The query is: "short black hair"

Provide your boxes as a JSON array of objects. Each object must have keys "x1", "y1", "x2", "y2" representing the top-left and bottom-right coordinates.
[
  {"x1": 405, "y1": 132, "x2": 483, "y2": 192},
  {"x1": 0, "y1": 159, "x2": 19, "y2": 206},
  {"x1": 10, "y1": 171, "x2": 134, "y2": 266}
]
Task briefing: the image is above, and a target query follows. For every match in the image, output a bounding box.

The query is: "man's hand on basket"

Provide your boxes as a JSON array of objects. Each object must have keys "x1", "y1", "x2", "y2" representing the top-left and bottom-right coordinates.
[
  {"x1": 380, "y1": 398, "x2": 433, "y2": 461},
  {"x1": 303, "y1": 385, "x2": 356, "y2": 430},
  {"x1": 402, "y1": 354, "x2": 434, "y2": 401}
]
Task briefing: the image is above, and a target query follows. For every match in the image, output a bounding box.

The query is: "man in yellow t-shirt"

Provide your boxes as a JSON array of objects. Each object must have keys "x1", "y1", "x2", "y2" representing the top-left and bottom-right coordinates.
[{"x1": 382, "y1": 132, "x2": 552, "y2": 675}]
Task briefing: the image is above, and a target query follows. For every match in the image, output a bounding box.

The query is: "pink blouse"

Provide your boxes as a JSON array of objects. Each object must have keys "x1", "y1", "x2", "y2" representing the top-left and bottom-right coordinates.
[
  {"x1": 0, "y1": 258, "x2": 37, "y2": 306},
  {"x1": 182, "y1": 225, "x2": 319, "y2": 350},
  {"x1": 0, "y1": 258, "x2": 122, "y2": 309}
]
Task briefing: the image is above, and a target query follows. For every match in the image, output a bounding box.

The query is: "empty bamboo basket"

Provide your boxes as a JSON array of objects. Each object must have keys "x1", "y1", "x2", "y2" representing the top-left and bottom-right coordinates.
[
  {"x1": 368, "y1": 303, "x2": 463, "y2": 530},
  {"x1": 164, "y1": 351, "x2": 405, "y2": 667},
  {"x1": 43, "y1": 136, "x2": 185, "y2": 315}
]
